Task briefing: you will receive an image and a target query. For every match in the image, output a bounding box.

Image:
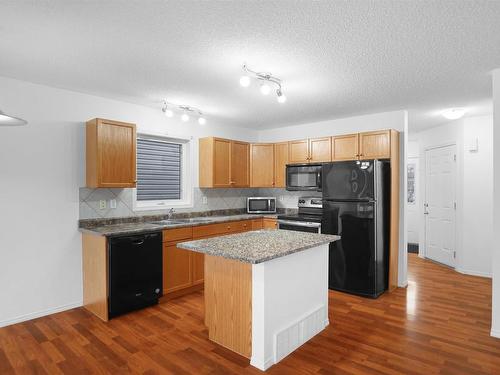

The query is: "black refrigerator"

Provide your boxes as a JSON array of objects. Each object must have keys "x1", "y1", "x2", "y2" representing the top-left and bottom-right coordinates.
[{"x1": 322, "y1": 160, "x2": 390, "y2": 298}]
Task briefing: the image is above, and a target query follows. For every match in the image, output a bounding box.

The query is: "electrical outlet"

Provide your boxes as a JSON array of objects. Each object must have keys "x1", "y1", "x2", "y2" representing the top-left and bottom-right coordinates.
[
  {"x1": 99, "y1": 200, "x2": 106, "y2": 210},
  {"x1": 202, "y1": 196, "x2": 208, "y2": 204},
  {"x1": 279, "y1": 195, "x2": 285, "y2": 202},
  {"x1": 110, "y1": 199, "x2": 117, "y2": 209}
]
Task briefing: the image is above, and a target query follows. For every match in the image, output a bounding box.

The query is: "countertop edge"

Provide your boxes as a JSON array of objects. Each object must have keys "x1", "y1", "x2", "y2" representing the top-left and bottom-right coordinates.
[
  {"x1": 177, "y1": 235, "x2": 338, "y2": 264},
  {"x1": 78, "y1": 214, "x2": 278, "y2": 237}
]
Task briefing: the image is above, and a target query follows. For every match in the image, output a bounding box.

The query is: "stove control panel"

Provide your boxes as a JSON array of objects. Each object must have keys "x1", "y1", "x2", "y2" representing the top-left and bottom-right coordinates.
[{"x1": 298, "y1": 197, "x2": 323, "y2": 209}]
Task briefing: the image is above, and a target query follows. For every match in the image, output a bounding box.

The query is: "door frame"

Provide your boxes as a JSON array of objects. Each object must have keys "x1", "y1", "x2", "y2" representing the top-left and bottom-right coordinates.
[{"x1": 422, "y1": 142, "x2": 458, "y2": 268}]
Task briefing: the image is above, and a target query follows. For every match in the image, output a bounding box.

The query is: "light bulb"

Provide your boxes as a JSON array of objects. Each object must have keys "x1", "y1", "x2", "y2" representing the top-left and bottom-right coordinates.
[
  {"x1": 198, "y1": 117, "x2": 206, "y2": 125},
  {"x1": 260, "y1": 83, "x2": 271, "y2": 95},
  {"x1": 442, "y1": 108, "x2": 466, "y2": 120},
  {"x1": 181, "y1": 113, "x2": 189, "y2": 122},
  {"x1": 164, "y1": 109, "x2": 173, "y2": 117},
  {"x1": 277, "y1": 93, "x2": 287, "y2": 103},
  {"x1": 239, "y1": 75, "x2": 251, "y2": 87}
]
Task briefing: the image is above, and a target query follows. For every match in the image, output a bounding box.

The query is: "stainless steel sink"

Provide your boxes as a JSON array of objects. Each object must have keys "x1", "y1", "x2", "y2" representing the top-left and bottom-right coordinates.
[
  {"x1": 172, "y1": 218, "x2": 214, "y2": 223},
  {"x1": 150, "y1": 218, "x2": 214, "y2": 225}
]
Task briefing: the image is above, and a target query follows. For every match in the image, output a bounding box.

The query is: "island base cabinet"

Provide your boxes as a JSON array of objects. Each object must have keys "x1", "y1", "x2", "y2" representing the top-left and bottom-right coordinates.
[{"x1": 204, "y1": 244, "x2": 329, "y2": 371}]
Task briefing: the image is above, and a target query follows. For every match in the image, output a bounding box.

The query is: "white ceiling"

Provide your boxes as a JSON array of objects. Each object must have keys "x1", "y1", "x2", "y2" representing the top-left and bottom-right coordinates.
[{"x1": 1, "y1": 1, "x2": 499, "y2": 131}]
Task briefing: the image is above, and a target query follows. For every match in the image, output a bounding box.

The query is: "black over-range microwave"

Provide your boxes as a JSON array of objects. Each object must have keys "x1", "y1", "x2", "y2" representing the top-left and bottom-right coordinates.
[{"x1": 286, "y1": 163, "x2": 322, "y2": 191}]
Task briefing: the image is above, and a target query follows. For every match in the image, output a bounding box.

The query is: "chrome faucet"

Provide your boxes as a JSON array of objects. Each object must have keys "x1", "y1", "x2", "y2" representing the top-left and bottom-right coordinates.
[{"x1": 166, "y1": 208, "x2": 175, "y2": 220}]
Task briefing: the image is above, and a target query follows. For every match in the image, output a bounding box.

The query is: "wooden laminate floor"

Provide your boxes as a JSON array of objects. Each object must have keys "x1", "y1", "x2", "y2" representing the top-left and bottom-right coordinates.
[{"x1": 1, "y1": 254, "x2": 499, "y2": 374}]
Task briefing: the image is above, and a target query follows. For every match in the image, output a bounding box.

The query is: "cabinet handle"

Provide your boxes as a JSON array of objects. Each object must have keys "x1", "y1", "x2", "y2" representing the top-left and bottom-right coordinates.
[{"x1": 230, "y1": 181, "x2": 235, "y2": 184}]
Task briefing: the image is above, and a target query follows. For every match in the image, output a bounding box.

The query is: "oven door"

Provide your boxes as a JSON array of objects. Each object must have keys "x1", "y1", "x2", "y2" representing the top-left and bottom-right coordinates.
[
  {"x1": 286, "y1": 164, "x2": 322, "y2": 191},
  {"x1": 277, "y1": 220, "x2": 321, "y2": 233}
]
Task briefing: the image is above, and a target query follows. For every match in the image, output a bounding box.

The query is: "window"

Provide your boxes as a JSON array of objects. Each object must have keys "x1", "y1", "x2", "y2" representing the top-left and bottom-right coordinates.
[{"x1": 134, "y1": 134, "x2": 192, "y2": 210}]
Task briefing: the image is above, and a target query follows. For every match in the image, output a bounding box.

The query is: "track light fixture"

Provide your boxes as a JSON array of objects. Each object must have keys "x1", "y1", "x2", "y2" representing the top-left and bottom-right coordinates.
[
  {"x1": 161, "y1": 100, "x2": 206, "y2": 125},
  {"x1": 239, "y1": 63, "x2": 286, "y2": 103}
]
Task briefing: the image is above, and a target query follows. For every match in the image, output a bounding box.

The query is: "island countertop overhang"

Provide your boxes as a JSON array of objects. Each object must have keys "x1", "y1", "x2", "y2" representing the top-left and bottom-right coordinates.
[{"x1": 177, "y1": 229, "x2": 340, "y2": 264}]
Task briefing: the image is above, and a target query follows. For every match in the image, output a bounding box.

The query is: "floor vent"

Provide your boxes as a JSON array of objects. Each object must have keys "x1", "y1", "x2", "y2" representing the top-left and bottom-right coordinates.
[{"x1": 274, "y1": 305, "x2": 328, "y2": 363}]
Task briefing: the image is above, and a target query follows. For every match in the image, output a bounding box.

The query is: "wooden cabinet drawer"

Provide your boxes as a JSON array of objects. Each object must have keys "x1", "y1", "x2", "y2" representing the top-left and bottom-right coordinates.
[
  {"x1": 251, "y1": 219, "x2": 264, "y2": 230},
  {"x1": 263, "y1": 218, "x2": 278, "y2": 229},
  {"x1": 230, "y1": 220, "x2": 251, "y2": 232},
  {"x1": 193, "y1": 222, "x2": 230, "y2": 238},
  {"x1": 163, "y1": 227, "x2": 193, "y2": 243}
]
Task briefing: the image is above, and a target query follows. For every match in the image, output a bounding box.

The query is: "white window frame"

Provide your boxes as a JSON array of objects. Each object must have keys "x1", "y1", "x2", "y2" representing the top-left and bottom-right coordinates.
[{"x1": 133, "y1": 132, "x2": 193, "y2": 211}]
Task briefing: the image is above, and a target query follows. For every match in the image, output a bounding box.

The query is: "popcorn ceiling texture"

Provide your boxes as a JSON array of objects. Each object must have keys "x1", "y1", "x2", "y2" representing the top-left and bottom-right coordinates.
[{"x1": 79, "y1": 187, "x2": 319, "y2": 220}]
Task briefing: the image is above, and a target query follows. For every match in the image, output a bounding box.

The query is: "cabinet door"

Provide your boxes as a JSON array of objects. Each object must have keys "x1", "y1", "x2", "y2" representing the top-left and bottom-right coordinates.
[
  {"x1": 250, "y1": 144, "x2": 275, "y2": 187},
  {"x1": 97, "y1": 120, "x2": 136, "y2": 187},
  {"x1": 359, "y1": 130, "x2": 391, "y2": 159},
  {"x1": 163, "y1": 243, "x2": 192, "y2": 294},
  {"x1": 251, "y1": 219, "x2": 264, "y2": 230},
  {"x1": 231, "y1": 141, "x2": 249, "y2": 187},
  {"x1": 309, "y1": 137, "x2": 332, "y2": 163},
  {"x1": 213, "y1": 138, "x2": 231, "y2": 187},
  {"x1": 274, "y1": 142, "x2": 289, "y2": 188},
  {"x1": 288, "y1": 140, "x2": 309, "y2": 163},
  {"x1": 192, "y1": 252, "x2": 204, "y2": 285},
  {"x1": 263, "y1": 218, "x2": 278, "y2": 229},
  {"x1": 332, "y1": 134, "x2": 359, "y2": 161}
]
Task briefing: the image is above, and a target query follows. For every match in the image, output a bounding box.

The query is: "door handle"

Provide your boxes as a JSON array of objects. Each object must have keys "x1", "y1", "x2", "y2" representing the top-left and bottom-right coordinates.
[{"x1": 132, "y1": 239, "x2": 145, "y2": 245}]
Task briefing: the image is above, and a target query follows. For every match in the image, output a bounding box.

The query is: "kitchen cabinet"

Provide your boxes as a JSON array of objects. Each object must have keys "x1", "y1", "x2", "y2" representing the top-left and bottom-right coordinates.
[
  {"x1": 289, "y1": 139, "x2": 310, "y2": 163},
  {"x1": 331, "y1": 134, "x2": 359, "y2": 161},
  {"x1": 359, "y1": 130, "x2": 391, "y2": 159},
  {"x1": 250, "y1": 143, "x2": 275, "y2": 187},
  {"x1": 288, "y1": 137, "x2": 332, "y2": 164},
  {"x1": 251, "y1": 219, "x2": 264, "y2": 230},
  {"x1": 263, "y1": 218, "x2": 278, "y2": 229},
  {"x1": 86, "y1": 118, "x2": 137, "y2": 188},
  {"x1": 309, "y1": 137, "x2": 332, "y2": 162},
  {"x1": 199, "y1": 137, "x2": 250, "y2": 188},
  {"x1": 274, "y1": 142, "x2": 289, "y2": 188},
  {"x1": 162, "y1": 227, "x2": 193, "y2": 294}
]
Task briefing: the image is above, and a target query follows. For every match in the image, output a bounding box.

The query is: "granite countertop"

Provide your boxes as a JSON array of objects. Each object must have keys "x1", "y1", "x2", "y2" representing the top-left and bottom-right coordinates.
[
  {"x1": 79, "y1": 214, "x2": 278, "y2": 237},
  {"x1": 177, "y1": 230, "x2": 340, "y2": 264}
]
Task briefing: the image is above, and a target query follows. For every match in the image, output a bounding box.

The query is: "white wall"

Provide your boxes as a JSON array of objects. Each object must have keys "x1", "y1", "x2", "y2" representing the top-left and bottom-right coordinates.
[
  {"x1": 413, "y1": 115, "x2": 493, "y2": 278},
  {"x1": 259, "y1": 110, "x2": 409, "y2": 288},
  {"x1": 492, "y1": 69, "x2": 500, "y2": 338},
  {"x1": 0, "y1": 76, "x2": 258, "y2": 327}
]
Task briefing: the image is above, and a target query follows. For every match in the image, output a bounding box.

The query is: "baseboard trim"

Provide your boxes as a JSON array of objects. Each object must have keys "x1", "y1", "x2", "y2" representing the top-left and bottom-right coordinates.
[
  {"x1": 0, "y1": 301, "x2": 82, "y2": 328},
  {"x1": 250, "y1": 356, "x2": 275, "y2": 371},
  {"x1": 455, "y1": 268, "x2": 492, "y2": 278},
  {"x1": 491, "y1": 328, "x2": 500, "y2": 339}
]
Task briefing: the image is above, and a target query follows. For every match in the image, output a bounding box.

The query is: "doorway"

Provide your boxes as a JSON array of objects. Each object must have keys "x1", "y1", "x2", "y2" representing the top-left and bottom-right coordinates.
[{"x1": 424, "y1": 144, "x2": 457, "y2": 267}]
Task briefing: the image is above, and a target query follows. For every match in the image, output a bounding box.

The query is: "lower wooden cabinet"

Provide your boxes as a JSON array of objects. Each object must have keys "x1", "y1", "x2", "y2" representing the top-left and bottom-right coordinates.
[
  {"x1": 263, "y1": 218, "x2": 278, "y2": 229},
  {"x1": 163, "y1": 243, "x2": 193, "y2": 293},
  {"x1": 162, "y1": 218, "x2": 272, "y2": 300}
]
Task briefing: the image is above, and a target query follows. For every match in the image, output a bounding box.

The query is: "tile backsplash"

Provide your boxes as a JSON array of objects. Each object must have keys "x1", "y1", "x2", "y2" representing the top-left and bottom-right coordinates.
[{"x1": 79, "y1": 187, "x2": 320, "y2": 219}]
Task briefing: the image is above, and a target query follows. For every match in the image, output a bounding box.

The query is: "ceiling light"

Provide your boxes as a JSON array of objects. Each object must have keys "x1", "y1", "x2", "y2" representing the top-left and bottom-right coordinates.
[
  {"x1": 260, "y1": 83, "x2": 271, "y2": 95},
  {"x1": 276, "y1": 89, "x2": 287, "y2": 103},
  {"x1": 239, "y1": 75, "x2": 251, "y2": 87},
  {"x1": 0, "y1": 109, "x2": 28, "y2": 126},
  {"x1": 442, "y1": 108, "x2": 466, "y2": 120},
  {"x1": 181, "y1": 113, "x2": 189, "y2": 122},
  {"x1": 198, "y1": 117, "x2": 206, "y2": 125},
  {"x1": 240, "y1": 63, "x2": 286, "y2": 103},
  {"x1": 164, "y1": 109, "x2": 173, "y2": 117},
  {"x1": 162, "y1": 100, "x2": 206, "y2": 123}
]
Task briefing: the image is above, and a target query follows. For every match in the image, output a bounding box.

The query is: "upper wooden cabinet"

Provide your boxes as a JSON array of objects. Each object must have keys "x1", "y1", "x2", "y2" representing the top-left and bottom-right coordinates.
[
  {"x1": 289, "y1": 139, "x2": 310, "y2": 163},
  {"x1": 309, "y1": 137, "x2": 332, "y2": 162},
  {"x1": 274, "y1": 142, "x2": 289, "y2": 188},
  {"x1": 289, "y1": 137, "x2": 332, "y2": 164},
  {"x1": 86, "y1": 118, "x2": 137, "y2": 188},
  {"x1": 332, "y1": 130, "x2": 393, "y2": 161},
  {"x1": 332, "y1": 134, "x2": 359, "y2": 161},
  {"x1": 250, "y1": 143, "x2": 275, "y2": 187},
  {"x1": 359, "y1": 130, "x2": 391, "y2": 160},
  {"x1": 199, "y1": 137, "x2": 249, "y2": 188}
]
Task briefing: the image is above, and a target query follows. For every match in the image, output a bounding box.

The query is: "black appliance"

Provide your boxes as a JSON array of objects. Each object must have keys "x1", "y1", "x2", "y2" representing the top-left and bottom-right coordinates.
[
  {"x1": 322, "y1": 160, "x2": 390, "y2": 298},
  {"x1": 277, "y1": 196, "x2": 323, "y2": 233},
  {"x1": 108, "y1": 232, "x2": 163, "y2": 318},
  {"x1": 286, "y1": 163, "x2": 322, "y2": 191}
]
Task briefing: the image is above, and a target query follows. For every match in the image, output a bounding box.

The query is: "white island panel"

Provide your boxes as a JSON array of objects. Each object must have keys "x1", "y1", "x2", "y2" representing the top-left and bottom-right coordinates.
[{"x1": 251, "y1": 243, "x2": 329, "y2": 370}]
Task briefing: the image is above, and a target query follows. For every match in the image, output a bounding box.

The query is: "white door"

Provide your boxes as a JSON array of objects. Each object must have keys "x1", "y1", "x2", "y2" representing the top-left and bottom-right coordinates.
[{"x1": 424, "y1": 145, "x2": 456, "y2": 267}]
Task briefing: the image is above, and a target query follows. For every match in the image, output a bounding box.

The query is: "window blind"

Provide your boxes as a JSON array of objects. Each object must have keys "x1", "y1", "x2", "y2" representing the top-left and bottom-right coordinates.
[{"x1": 137, "y1": 138, "x2": 182, "y2": 201}]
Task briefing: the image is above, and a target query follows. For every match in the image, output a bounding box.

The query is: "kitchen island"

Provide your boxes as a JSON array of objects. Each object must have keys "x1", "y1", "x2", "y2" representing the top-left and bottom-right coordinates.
[{"x1": 178, "y1": 229, "x2": 340, "y2": 371}]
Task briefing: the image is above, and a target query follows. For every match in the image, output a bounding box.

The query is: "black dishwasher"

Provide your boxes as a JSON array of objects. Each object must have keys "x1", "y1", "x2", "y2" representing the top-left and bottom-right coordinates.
[{"x1": 108, "y1": 232, "x2": 163, "y2": 318}]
